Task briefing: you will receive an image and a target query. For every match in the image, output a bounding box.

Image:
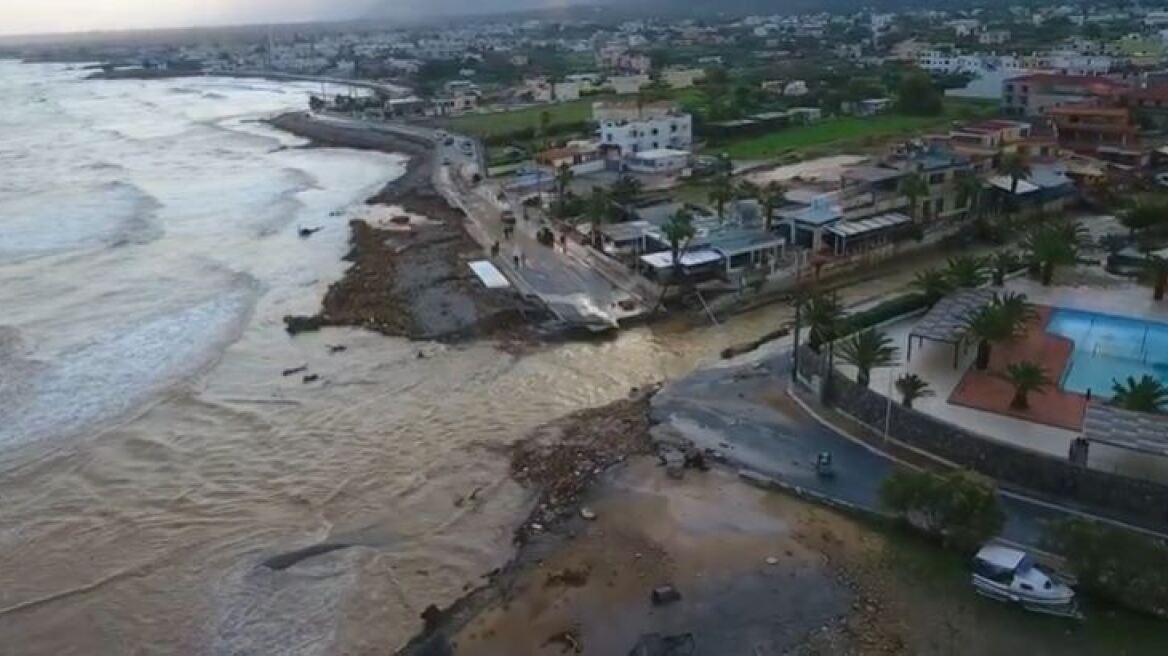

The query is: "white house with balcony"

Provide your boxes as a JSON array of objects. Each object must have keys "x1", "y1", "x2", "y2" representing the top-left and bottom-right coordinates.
[{"x1": 599, "y1": 113, "x2": 693, "y2": 161}]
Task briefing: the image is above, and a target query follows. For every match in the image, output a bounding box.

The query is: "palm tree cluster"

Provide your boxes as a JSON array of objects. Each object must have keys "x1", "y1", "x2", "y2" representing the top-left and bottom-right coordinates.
[
  {"x1": 911, "y1": 252, "x2": 1020, "y2": 307},
  {"x1": 962, "y1": 292, "x2": 1035, "y2": 371}
]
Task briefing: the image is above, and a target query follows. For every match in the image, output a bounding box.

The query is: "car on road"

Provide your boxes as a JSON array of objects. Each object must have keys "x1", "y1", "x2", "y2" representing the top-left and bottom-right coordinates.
[{"x1": 443, "y1": 137, "x2": 455, "y2": 146}]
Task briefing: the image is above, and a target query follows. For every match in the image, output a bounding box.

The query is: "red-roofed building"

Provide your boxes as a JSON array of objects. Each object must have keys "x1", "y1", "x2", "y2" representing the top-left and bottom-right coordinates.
[{"x1": 1002, "y1": 74, "x2": 1129, "y2": 116}]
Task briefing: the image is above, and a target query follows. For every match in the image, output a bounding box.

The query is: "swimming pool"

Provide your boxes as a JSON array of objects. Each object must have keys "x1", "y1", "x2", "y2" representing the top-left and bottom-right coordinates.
[{"x1": 1046, "y1": 308, "x2": 1168, "y2": 398}]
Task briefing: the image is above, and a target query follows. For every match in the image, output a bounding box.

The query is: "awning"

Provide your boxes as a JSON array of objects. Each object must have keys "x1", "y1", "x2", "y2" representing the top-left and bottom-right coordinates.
[
  {"x1": 1084, "y1": 403, "x2": 1168, "y2": 458},
  {"x1": 640, "y1": 249, "x2": 722, "y2": 270},
  {"x1": 468, "y1": 260, "x2": 510, "y2": 288},
  {"x1": 987, "y1": 175, "x2": 1040, "y2": 195},
  {"x1": 911, "y1": 288, "x2": 997, "y2": 345},
  {"x1": 826, "y1": 212, "x2": 912, "y2": 239}
]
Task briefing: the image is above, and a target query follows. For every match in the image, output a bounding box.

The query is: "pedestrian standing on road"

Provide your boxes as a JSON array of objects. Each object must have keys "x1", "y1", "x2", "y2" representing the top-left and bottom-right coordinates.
[
  {"x1": 513, "y1": 248, "x2": 521, "y2": 269},
  {"x1": 491, "y1": 241, "x2": 500, "y2": 257}
]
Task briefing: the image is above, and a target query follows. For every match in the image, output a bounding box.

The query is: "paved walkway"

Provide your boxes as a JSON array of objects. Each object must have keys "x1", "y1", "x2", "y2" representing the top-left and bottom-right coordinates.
[{"x1": 651, "y1": 351, "x2": 1167, "y2": 549}]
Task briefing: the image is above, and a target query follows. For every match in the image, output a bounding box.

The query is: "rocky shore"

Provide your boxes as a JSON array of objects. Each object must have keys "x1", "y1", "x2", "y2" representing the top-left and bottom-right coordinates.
[{"x1": 269, "y1": 112, "x2": 549, "y2": 342}]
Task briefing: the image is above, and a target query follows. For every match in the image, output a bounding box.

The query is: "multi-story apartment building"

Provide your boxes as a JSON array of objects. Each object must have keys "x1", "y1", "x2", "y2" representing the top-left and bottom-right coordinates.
[
  {"x1": 598, "y1": 112, "x2": 693, "y2": 156},
  {"x1": 1002, "y1": 73, "x2": 1128, "y2": 116},
  {"x1": 1047, "y1": 103, "x2": 1144, "y2": 166}
]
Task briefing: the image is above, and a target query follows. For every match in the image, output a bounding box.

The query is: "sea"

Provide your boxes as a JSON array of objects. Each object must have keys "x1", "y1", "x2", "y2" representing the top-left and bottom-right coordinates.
[{"x1": 0, "y1": 60, "x2": 780, "y2": 654}]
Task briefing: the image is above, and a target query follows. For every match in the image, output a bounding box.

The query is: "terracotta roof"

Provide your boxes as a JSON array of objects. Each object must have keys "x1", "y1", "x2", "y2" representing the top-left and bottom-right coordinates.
[{"x1": 1006, "y1": 73, "x2": 1128, "y2": 89}]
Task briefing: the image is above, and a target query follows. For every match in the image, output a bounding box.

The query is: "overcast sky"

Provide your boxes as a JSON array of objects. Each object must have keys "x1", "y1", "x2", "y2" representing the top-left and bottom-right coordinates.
[{"x1": 0, "y1": 0, "x2": 576, "y2": 35}]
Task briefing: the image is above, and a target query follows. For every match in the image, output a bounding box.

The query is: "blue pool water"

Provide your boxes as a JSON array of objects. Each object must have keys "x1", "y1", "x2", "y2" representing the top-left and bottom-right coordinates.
[{"x1": 1046, "y1": 309, "x2": 1168, "y2": 398}]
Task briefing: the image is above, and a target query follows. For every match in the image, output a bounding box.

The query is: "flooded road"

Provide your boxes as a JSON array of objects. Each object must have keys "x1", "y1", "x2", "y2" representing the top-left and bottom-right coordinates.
[{"x1": 0, "y1": 61, "x2": 966, "y2": 655}]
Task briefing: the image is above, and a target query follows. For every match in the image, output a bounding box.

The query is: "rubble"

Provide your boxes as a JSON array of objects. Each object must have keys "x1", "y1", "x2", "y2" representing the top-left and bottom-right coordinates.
[{"x1": 509, "y1": 388, "x2": 657, "y2": 541}]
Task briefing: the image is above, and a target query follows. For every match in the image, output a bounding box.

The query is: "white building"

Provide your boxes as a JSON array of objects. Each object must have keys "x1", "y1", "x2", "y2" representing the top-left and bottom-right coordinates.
[
  {"x1": 783, "y1": 80, "x2": 809, "y2": 97},
  {"x1": 662, "y1": 67, "x2": 706, "y2": 89},
  {"x1": 609, "y1": 74, "x2": 651, "y2": 95},
  {"x1": 600, "y1": 113, "x2": 692, "y2": 157},
  {"x1": 625, "y1": 149, "x2": 691, "y2": 174}
]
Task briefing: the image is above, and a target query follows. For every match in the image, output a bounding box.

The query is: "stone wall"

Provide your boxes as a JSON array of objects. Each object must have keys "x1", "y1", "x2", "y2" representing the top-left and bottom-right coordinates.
[{"x1": 797, "y1": 346, "x2": 1168, "y2": 533}]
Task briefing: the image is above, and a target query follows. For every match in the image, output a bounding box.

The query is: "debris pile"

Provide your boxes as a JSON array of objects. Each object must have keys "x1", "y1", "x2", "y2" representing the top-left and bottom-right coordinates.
[{"x1": 509, "y1": 388, "x2": 657, "y2": 541}]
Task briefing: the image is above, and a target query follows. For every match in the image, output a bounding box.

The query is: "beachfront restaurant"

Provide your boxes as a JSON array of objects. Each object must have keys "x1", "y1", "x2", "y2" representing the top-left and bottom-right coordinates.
[
  {"x1": 637, "y1": 226, "x2": 786, "y2": 284},
  {"x1": 779, "y1": 194, "x2": 913, "y2": 257}
]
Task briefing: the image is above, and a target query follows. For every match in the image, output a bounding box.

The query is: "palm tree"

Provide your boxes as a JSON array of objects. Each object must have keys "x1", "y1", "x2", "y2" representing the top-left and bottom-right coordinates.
[
  {"x1": 953, "y1": 170, "x2": 983, "y2": 218},
  {"x1": 994, "y1": 291, "x2": 1037, "y2": 327},
  {"x1": 661, "y1": 208, "x2": 695, "y2": 282},
  {"x1": 837, "y1": 328, "x2": 899, "y2": 387},
  {"x1": 1110, "y1": 375, "x2": 1168, "y2": 413},
  {"x1": 760, "y1": 181, "x2": 786, "y2": 232},
  {"x1": 911, "y1": 268, "x2": 954, "y2": 306},
  {"x1": 801, "y1": 291, "x2": 844, "y2": 352},
  {"x1": 946, "y1": 255, "x2": 987, "y2": 288},
  {"x1": 586, "y1": 187, "x2": 611, "y2": 247},
  {"x1": 708, "y1": 174, "x2": 735, "y2": 223},
  {"x1": 1000, "y1": 153, "x2": 1031, "y2": 198},
  {"x1": 1023, "y1": 221, "x2": 1084, "y2": 286},
  {"x1": 900, "y1": 172, "x2": 929, "y2": 221},
  {"x1": 554, "y1": 163, "x2": 574, "y2": 212},
  {"x1": 963, "y1": 294, "x2": 1032, "y2": 370},
  {"x1": 988, "y1": 250, "x2": 1019, "y2": 286},
  {"x1": 895, "y1": 373, "x2": 934, "y2": 409},
  {"x1": 1145, "y1": 255, "x2": 1168, "y2": 301},
  {"x1": 1000, "y1": 361, "x2": 1050, "y2": 410},
  {"x1": 609, "y1": 174, "x2": 642, "y2": 220},
  {"x1": 1119, "y1": 202, "x2": 1166, "y2": 238}
]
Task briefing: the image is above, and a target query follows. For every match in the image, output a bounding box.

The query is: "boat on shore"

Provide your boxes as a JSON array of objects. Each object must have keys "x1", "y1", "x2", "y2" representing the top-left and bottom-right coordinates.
[{"x1": 971, "y1": 543, "x2": 1083, "y2": 619}]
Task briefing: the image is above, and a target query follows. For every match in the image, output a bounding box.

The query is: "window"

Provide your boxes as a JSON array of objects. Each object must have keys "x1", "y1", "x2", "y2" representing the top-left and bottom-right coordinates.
[
  {"x1": 671, "y1": 124, "x2": 677, "y2": 133},
  {"x1": 928, "y1": 173, "x2": 945, "y2": 185},
  {"x1": 935, "y1": 198, "x2": 944, "y2": 215},
  {"x1": 651, "y1": 128, "x2": 659, "y2": 135}
]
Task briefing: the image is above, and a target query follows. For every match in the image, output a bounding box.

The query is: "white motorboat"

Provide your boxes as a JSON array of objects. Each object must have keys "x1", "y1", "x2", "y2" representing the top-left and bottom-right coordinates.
[{"x1": 971, "y1": 544, "x2": 1082, "y2": 619}]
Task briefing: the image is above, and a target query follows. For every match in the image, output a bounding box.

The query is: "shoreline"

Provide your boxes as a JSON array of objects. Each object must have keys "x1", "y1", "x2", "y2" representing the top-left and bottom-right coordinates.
[{"x1": 267, "y1": 112, "x2": 552, "y2": 343}]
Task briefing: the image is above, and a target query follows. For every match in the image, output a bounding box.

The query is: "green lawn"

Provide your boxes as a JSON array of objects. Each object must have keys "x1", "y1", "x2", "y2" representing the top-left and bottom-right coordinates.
[
  {"x1": 710, "y1": 101, "x2": 997, "y2": 161},
  {"x1": 440, "y1": 97, "x2": 599, "y2": 138}
]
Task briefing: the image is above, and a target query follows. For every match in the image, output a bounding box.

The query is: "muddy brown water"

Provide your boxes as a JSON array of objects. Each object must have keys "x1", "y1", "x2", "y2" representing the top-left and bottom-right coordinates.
[
  {"x1": 0, "y1": 62, "x2": 984, "y2": 656},
  {"x1": 0, "y1": 247, "x2": 974, "y2": 655}
]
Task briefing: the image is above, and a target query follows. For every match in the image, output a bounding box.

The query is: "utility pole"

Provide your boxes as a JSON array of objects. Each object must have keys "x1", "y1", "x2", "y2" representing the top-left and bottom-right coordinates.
[{"x1": 790, "y1": 251, "x2": 802, "y2": 384}]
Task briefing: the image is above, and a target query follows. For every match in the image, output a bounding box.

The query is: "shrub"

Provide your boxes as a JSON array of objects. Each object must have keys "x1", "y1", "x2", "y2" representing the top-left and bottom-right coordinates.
[
  {"x1": 839, "y1": 293, "x2": 930, "y2": 335},
  {"x1": 880, "y1": 469, "x2": 1004, "y2": 551},
  {"x1": 1043, "y1": 518, "x2": 1168, "y2": 618}
]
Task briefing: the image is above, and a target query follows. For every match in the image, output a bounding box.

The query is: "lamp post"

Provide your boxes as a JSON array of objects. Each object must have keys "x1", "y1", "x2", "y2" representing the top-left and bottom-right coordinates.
[{"x1": 884, "y1": 366, "x2": 897, "y2": 445}]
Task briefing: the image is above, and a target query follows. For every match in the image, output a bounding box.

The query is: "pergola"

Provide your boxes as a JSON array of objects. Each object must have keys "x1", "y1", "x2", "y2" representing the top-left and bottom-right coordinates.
[
  {"x1": 907, "y1": 289, "x2": 996, "y2": 368},
  {"x1": 1083, "y1": 403, "x2": 1168, "y2": 459}
]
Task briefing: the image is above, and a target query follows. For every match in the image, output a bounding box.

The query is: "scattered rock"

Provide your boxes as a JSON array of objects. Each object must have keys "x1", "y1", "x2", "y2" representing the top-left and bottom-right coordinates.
[
  {"x1": 421, "y1": 604, "x2": 443, "y2": 633},
  {"x1": 302, "y1": 374, "x2": 320, "y2": 383},
  {"x1": 683, "y1": 449, "x2": 708, "y2": 471},
  {"x1": 298, "y1": 226, "x2": 322, "y2": 238},
  {"x1": 579, "y1": 507, "x2": 597, "y2": 520},
  {"x1": 542, "y1": 627, "x2": 582, "y2": 654},
  {"x1": 282, "y1": 365, "x2": 307, "y2": 376},
  {"x1": 766, "y1": 556, "x2": 779, "y2": 565},
  {"x1": 390, "y1": 215, "x2": 411, "y2": 225},
  {"x1": 545, "y1": 566, "x2": 590, "y2": 588},
  {"x1": 327, "y1": 344, "x2": 347, "y2": 354},
  {"x1": 651, "y1": 585, "x2": 682, "y2": 606}
]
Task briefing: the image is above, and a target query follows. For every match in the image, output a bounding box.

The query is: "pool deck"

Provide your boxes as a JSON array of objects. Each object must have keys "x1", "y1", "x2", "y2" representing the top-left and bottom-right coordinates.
[
  {"x1": 949, "y1": 306, "x2": 1087, "y2": 431},
  {"x1": 858, "y1": 274, "x2": 1168, "y2": 484}
]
